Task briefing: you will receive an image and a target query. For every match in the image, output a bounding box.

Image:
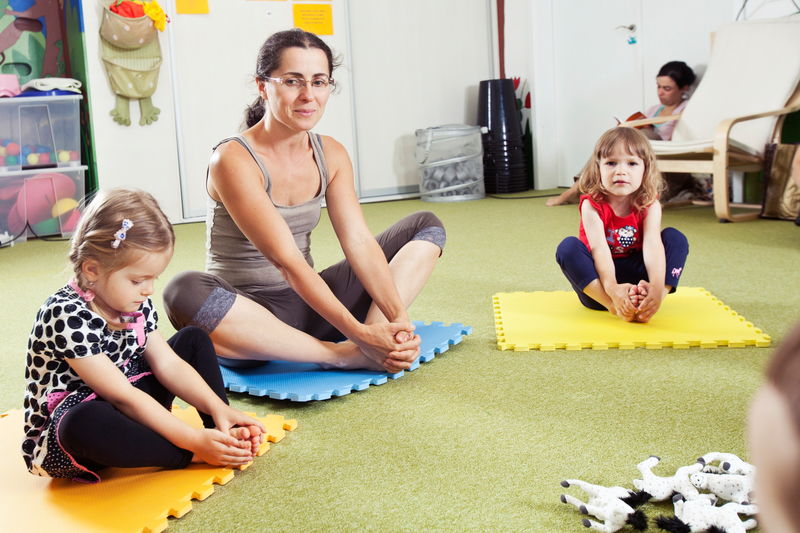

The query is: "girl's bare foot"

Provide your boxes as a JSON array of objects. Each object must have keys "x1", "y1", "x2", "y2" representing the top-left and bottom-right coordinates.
[
  {"x1": 229, "y1": 426, "x2": 251, "y2": 441},
  {"x1": 629, "y1": 284, "x2": 645, "y2": 309},
  {"x1": 230, "y1": 426, "x2": 262, "y2": 455}
]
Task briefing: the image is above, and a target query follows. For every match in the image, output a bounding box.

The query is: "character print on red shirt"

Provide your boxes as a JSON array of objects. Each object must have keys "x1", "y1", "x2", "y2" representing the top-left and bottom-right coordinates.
[{"x1": 607, "y1": 225, "x2": 638, "y2": 255}]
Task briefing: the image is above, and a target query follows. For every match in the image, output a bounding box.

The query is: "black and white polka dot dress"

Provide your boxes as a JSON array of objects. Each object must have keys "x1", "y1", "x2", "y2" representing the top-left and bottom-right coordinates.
[{"x1": 22, "y1": 283, "x2": 157, "y2": 482}]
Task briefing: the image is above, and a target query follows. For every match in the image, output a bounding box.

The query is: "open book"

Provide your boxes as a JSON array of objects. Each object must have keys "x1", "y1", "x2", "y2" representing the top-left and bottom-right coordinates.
[{"x1": 614, "y1": 111, "x2": 648, "y2": 128}]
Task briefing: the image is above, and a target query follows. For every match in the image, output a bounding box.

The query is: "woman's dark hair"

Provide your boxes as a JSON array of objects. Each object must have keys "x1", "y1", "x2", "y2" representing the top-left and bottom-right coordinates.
[
  {"x1": 243, "y1": 29, "x2": 339, "y2": 129},
  {"x1": 657, "y1": 61, "x2": 696, "y2": 89}
]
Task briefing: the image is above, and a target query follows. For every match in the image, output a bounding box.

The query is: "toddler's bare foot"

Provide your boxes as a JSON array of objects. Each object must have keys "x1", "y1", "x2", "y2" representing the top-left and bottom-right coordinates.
[
  {"x1": 632, "y1": 281, "x2": 654, "y2": 323},
  {"x1": 229, "y1": 426, "x2": 251, "y2": 443},
  {"x1": 230, "y1": 425, "x2": 262, "y2": 455},
  {"x1": 629, "y1": 284, "x2": 645, "y2": 308}
]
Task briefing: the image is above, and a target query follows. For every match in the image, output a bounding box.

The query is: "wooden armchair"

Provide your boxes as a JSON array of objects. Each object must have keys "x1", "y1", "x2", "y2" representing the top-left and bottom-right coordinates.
[{"x1": 627, "y1": 16, "x2": 800, "y2": 222}]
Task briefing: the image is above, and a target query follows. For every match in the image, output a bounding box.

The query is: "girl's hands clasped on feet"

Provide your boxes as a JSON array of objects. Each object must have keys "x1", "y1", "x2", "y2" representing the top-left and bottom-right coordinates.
[
  {"x1": 191, "y1": 428, "x2": 256, "y2": 467},
  {"x1": 211, "y1": 405, "x2": 265, "y2": 456},
  {"x1": 630, "y1": 280, "x2": 666, "y2": 323},
  {"x1": 606, "y1": 283, "x2": 637, "y2": 321}
]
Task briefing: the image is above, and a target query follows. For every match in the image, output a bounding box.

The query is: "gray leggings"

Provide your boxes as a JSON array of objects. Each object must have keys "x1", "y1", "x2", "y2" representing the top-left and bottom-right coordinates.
[{"x1": 163, "y1": 211, "x2": 445, "y2": 344}]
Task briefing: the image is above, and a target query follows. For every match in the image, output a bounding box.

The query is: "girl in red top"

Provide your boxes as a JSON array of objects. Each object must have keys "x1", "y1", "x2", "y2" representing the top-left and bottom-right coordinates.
[{"x1": 556, "y1": 128, "x2": 688, "y2": 322}]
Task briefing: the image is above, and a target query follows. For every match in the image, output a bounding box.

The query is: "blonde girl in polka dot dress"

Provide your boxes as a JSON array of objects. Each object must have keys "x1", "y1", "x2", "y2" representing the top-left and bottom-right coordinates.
[{"x1": 22, "y1": 189, "x2": 264, "y2": 482}]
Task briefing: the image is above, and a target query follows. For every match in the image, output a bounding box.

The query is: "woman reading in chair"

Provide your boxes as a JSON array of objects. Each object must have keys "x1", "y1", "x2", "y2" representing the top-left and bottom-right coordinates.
[{"x1": 547, "y1": 61, "x2": 696, "y2": 206}]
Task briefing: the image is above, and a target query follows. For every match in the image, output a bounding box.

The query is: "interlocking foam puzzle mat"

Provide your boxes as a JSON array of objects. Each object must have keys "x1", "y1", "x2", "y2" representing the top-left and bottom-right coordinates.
[
  {"x1": 0, "y1": 406, "x2": 297, "y2": 533},
  {"x1": 493, "y1": 287, "x2": 771, "y2": 351},
  {"x1": 221, "y1": 320, "x2": 472, "y2": 401}
]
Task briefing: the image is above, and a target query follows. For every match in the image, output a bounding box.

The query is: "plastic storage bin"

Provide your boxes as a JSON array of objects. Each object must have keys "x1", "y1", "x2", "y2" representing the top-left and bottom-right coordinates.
[
  {"x1": 415, "y1": 124, "x2": 485, "y2": 202},
  {"x1": 0, "y1": 95, "x2": 82, "y2": 172},
  {"x1": 0, "y1": 165, "x2": 87, "y2": 245}
]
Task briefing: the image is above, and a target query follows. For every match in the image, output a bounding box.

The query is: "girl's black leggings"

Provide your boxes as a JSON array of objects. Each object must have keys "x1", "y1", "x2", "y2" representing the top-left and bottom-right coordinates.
[{"x1": 58, "y1": 326, "x2": 228, "y2": 471}]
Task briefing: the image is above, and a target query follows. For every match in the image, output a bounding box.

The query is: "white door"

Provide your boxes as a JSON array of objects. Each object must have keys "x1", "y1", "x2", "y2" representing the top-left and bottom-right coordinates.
[{"x1": 552, "y1": 0, "x2": 644, "y2": 184}]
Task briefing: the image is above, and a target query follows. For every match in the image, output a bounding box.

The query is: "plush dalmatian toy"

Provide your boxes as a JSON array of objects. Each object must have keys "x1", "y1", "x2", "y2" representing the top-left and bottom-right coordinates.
[
  {"x1": 560, "y1": 479, "x2": 649, "y2": 532},
  {"x1": 632, "y1": 456, "x2": 716, "y2": 503},
  {"x1": 689, "y1": 472, "x2": 754, "y2": 505},
  {"x1": 697, "y1": 452, "x2": 756, "y2": 477},
  {"x1": 656, "y1": 494, "x2": 758, "y2": 533}
]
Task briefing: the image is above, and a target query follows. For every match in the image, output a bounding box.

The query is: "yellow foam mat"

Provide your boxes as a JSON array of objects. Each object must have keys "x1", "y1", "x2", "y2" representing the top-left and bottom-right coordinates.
[
  {"x1": 1, "y1": 406, "x2": 297, "y2": 533},
  {"x1": 493, "y1": 287, "x2": 771, "y2": 351}
]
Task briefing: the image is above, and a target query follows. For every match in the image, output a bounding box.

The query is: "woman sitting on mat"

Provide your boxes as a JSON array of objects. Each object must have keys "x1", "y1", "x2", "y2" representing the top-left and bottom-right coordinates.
[
  {"x1": 163, "y1": 29, "x2": 445, "y2": 373},
  {"x1": 749, "y1": 321, "x2": 800, "y2": 532},
  {"x1": 23, "y1": 189, "x2": 263, "y2": 482},
  {"x1": 555, "y1": 127, "x2": 688, "y2": 323},
  {"x1": 547, "y1": 61, "x2": 698, "y2": 207}
]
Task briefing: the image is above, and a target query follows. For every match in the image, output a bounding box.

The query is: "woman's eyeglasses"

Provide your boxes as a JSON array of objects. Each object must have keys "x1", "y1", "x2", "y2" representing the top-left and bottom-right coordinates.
[{"x1": 264, "y1": 76, "x2": 336, "y2": 92}]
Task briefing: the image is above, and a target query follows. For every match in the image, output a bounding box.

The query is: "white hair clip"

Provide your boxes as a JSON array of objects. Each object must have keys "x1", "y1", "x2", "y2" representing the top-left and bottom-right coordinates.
[{"x1": 111, "y1": 219, "x2": 134, "y2": 249}]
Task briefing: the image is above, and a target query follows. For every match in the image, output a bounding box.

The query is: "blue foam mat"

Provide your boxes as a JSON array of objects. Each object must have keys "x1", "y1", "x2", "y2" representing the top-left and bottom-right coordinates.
[{"x1": 220, "y1": 321, "x2": 472, "y2": 402}]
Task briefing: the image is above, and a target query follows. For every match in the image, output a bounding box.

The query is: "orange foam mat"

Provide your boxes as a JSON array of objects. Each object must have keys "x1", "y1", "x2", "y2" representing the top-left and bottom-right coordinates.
[
  {"x1": 0, "y1": 406, "x2": 297, "y2": 533},
  {"x1": 493, "y1": 287, "x2": 771, "y2": 351}
]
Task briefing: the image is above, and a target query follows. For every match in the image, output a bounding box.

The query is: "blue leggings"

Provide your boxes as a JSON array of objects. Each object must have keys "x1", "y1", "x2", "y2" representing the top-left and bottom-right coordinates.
[{"x1": 555, "y1": 227, "x2": 689, "y2": 310}]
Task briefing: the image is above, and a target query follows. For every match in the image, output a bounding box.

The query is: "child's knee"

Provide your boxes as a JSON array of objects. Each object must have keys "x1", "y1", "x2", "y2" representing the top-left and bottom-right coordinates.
[
  {"x1": 556, "y1": 236, "x2": 585, "y2": 265},
  {"x1": 661, "y1": 227, "x2": 688, "y2": 253}
]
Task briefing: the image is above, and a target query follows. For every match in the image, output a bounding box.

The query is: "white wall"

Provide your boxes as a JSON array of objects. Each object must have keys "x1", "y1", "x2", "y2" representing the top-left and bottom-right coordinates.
[{"x1": 347, "y1": 0, "x2": 494, "y2": 198}]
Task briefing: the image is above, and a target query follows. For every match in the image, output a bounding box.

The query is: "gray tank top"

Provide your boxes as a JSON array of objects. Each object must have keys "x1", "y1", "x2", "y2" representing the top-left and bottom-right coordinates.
[{"x1": 205, "y1": 132, "x2": 329, "y2": 290}]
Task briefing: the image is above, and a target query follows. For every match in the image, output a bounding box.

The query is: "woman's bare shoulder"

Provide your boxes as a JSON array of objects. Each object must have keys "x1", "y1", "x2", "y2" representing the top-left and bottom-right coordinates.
[{"x1": 317, "y1": 134, "x2": 349, "y2": 162}]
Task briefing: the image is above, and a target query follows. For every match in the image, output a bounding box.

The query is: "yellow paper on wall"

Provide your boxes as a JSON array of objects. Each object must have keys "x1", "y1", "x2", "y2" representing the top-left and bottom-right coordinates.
[
  {"x1": 176, "y1": 0, "x2": 209, "y2": 14},
  {"x1": 293, "y1": 4, "x2": 333, "y2": 35}
]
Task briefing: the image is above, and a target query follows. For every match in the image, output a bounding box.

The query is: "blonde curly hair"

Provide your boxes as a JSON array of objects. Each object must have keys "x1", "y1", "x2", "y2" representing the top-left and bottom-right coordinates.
[{"x1": 578, "y1": 127, "x2": 664, "y2": 212}]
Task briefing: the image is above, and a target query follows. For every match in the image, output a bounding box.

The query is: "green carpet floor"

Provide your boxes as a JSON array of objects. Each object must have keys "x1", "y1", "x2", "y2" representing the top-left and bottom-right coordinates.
[{"x1": 1, "y1": 194, "x2": 797, "y2": 532}]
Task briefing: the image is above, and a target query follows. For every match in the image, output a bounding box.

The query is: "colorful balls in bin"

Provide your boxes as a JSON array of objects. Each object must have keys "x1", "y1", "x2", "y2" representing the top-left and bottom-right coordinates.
[
  {"x1": 6, "y1": 173, "x2": 77, "y2": 235},
  {"x1": 6, "y1": 155, "x2": 18, "y2": 165},
  {"x1": 32, "y1": 217, "x2": 61, "y2": 235},
  {"x1": 69, "y1": 151, "x2": 79, "y2": 161},
  {"x1": 6, "y1": 142, "x2": 20, "y2": 156},
  {"x1": 61, "y1": 208, "x2": 81, "y2": 233},
  {"x1": 51, "y1": 197, "x2": 78, "y2": 218},
  {"x1": 57, "y1": 150, "x2": 70, "y2": 163},
  {"x1": 26, "y1": 153, "x2": 39, "y2": 165},
  {"x1": 38, "y1": 153, "x2": 50, "y2": 164}
]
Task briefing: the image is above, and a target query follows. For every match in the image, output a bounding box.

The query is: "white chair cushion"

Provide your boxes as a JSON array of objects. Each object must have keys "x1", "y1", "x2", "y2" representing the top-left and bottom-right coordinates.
[
  {"x1": 651, "y1": 137, "x2": 758, "y2": 156},
  {"x1": 671, "y1": 15, "x2": 800, "y2": 156}
]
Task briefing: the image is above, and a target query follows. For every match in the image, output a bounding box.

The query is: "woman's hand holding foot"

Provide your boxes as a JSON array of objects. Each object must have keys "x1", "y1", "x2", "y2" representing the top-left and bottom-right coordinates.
[{"x1": 354, "y1": 322, "x2": 420, "y2": 372}]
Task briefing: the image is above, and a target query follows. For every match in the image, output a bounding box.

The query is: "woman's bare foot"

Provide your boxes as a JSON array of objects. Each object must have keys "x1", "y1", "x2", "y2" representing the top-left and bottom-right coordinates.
[
  {"x1": 546, "y1": 184, "x2": 579, "y2": 206},
  {"x1": 319, "y1": 340, "x2": 388, "y2": 372}
]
